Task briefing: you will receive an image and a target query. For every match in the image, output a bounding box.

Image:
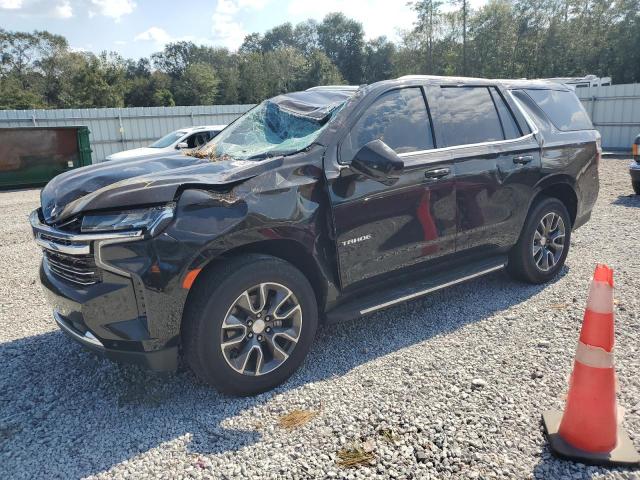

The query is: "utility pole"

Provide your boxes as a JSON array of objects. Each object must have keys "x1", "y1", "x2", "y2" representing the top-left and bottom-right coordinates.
[{"x1": 462, "y1": 0, "x2": 467, "y2": 75}]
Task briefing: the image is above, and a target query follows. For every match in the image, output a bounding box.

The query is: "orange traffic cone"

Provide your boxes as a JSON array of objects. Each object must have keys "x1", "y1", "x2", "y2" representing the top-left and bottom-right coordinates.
[{"x1": 542, "y1": 264, "x2": 640, "y2": 467}]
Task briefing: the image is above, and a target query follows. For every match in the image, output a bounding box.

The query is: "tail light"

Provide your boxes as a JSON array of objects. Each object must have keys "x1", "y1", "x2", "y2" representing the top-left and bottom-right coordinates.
[{"x1": 596, "y1": 136, "x2": 602, "y2": 167}]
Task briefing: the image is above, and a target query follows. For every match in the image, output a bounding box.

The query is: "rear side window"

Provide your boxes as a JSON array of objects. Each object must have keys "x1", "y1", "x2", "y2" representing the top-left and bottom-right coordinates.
[
  {"x1": 489, "y1": 88, "x2": 522, "y2": 139},
  {"x1": 524, "y1": 89, "x2": 592, "y2": 131},
  {"x1": 340, "y1": 88, "x2": 434, "y2": 162},
  {"x1": 437, "y1": 87, "x2": 504, "y2": 147}
]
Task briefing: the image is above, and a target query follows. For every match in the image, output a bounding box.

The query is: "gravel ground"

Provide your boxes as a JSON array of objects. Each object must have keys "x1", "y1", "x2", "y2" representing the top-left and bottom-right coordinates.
[{"x1": 1, "y1": 158, "x2": 639, "y2": 480}]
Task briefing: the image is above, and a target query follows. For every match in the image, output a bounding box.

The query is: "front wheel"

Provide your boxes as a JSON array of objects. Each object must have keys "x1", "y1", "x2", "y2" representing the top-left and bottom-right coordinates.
[
  {"x1": 633, "y1": 180, "x2": 640, "y2": 195},
  {"x1": 507, "y1": 197, "x2": 571, "y2": 284},
  {"x1": 182, "y1": 254, "x2": 318, "y2": 396}
]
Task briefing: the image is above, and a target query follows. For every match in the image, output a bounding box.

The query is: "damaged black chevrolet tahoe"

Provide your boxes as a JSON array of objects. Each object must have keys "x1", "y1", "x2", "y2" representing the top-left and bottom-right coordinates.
[{"x1": 31, "y1": 76, "x2": 600, "y2": 395}]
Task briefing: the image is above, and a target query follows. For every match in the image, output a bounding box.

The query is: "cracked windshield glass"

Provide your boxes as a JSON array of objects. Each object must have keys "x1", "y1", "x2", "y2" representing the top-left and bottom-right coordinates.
[{"x1": 199, "y1": 100, "x2": 340, "y2": 161}]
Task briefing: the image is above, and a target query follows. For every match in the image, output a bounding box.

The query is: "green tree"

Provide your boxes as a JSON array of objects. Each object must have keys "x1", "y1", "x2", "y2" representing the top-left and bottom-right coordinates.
[
  {"x1": 63, "y1": 52, "x2": 126, "y2": 108},
  {"x1": 238, "y1": 52, "x2": 267, "y2": 103},
  {"x1": 239, "y1": 33, "x2": 263, "y2": 54},
  {"x1": 413, "y1": 0, "x2": 443, "y2": 73},
  {"x1": 468, "y1": 0, "x2": 517, "y2": 77},
  {"x1": 153, "y1": 88, "x2": 175, "y2": 106},
  {"x1": 151, "y1": 41, "x2": 198, "y2": 79},
  {"x1": 293, "y1": 20, "x2": 319, "y2": 55},
  {"x1": 3, "y1": 6, "x2": 640, "y2": 111},
  {"x1": 0, "y1": 75, "x2": 45, "y2": 109},
  {"x1": 300, "y1": 50, "x2": 344, "y2": 88},
  {"x1": 317, "y1": 13, "x2": 365, "y2": 84},
  {"x1": 262, "y1": 47, "x2": 307, "y2": 95},
  {"x1": 363, "y1": 36, "x2": 396, "y2": 83},
  {"x1": 261, "y1": 23, "x2": 296, "y2": 51},
  {"x1": 173, "y1": 62, "x2": 219, "y2": 105}
]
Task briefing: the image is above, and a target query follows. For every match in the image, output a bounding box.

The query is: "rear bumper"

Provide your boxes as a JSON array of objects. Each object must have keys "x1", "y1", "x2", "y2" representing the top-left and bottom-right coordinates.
[
  {"x1": 54, "y1": 310, "x2": 178, "y2": 371},
  {"x1": 630, "y1": 162, "x2": 640, "y2": 182}
]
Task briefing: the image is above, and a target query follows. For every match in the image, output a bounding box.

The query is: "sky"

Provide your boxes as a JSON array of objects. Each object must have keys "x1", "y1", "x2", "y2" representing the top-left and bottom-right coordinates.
[{"x1": 0, "y1": 0, "x2": 487, "y2": 59}]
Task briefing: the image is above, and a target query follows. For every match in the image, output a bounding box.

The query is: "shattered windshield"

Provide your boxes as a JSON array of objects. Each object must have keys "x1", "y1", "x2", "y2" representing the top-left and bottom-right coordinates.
[{"x1": 193, "y1": 90, "x2": 353, "y2": 161}]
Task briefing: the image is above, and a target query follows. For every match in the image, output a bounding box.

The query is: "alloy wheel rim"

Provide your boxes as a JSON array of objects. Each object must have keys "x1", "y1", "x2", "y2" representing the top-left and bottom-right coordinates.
[
  {"x1": 220, "y1": 282, "x2": 302, "y2": 376},
  {"x1": 532, "y1": 212, "x2": 565, "y2": 272}
]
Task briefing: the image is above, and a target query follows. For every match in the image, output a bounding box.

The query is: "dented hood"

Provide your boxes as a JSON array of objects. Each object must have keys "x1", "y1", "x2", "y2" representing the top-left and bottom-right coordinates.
[{"x1": 40, "y1": 154, "x2": 277, "y2": 224}]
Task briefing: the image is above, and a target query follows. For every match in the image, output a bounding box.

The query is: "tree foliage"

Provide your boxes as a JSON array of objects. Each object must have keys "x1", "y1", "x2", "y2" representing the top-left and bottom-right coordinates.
[{"x1": 1, "y1": 2, "x2": 639, "y2": 110}]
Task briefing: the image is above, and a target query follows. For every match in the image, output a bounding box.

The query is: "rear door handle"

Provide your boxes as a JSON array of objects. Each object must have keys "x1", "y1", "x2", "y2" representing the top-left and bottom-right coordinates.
[
  {"x1": 513, "y1": 155, "x2": 534, "y2": 165},
  {"x1": 424, "y1": 167, "x2": 450, "y2": 180}
]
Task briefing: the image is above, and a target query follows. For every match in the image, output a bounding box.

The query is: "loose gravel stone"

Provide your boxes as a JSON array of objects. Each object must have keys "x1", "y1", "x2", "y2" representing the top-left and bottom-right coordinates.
[
  {"x1": 1, "y1": 159, "x2": 639, "y2": 479},
  {"x1": 471, "y1": 378, "x2": 487, "y2": 389}
]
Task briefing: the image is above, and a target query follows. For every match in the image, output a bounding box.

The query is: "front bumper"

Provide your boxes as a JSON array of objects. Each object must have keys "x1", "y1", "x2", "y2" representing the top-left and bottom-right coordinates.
[
  {"x1": 31, "y1": 210, "x2": 182, "y2": 371},
  {"x1": 53, "y1": 310, "x2": 177, "y2": 370}
]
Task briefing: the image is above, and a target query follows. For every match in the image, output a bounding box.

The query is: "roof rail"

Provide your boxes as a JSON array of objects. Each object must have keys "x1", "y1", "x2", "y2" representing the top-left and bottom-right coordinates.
[{"x1": 306, "y1": 85, "x2": 360, "y2": 92}]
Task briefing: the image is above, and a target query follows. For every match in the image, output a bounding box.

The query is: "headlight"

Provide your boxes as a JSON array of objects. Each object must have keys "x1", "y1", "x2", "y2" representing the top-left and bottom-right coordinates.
[{"x1": 81, "y1": 204, "x2": 174, "y2": 234}]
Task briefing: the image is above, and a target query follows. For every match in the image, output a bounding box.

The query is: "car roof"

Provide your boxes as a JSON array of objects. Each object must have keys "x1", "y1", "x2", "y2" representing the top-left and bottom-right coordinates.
[
  {"x1": 180, "y1": 125, "x2": 227, "y2": 133},
  {"x1": 306, "y1": 85, "x2": 360, "y2": 92}
]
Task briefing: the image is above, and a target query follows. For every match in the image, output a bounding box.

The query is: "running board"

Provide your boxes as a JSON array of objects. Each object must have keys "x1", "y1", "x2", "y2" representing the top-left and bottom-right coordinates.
[{"x1": 325, "y1": 256, "x2": 507, "y2": 324}]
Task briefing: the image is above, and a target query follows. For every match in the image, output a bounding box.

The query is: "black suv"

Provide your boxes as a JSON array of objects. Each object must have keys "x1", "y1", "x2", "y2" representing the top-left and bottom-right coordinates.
[{"x1": 30, "y1": 76, "x2": 599, "y2": 395}]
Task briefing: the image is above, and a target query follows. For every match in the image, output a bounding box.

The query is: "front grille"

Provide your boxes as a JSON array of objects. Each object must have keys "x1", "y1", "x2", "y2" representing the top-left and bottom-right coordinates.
[
  {"x1": 44, "y1": 250, "x2": 101, "y2": 286},
  {"x1": 39, "y1": 234, "x2": 77, "y2": 247}
]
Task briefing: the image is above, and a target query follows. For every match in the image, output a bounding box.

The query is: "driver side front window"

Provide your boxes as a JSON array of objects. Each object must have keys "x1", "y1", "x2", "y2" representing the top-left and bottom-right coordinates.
[{"x1": 340, "y1": 87, "x2": 434, "y2": 163}]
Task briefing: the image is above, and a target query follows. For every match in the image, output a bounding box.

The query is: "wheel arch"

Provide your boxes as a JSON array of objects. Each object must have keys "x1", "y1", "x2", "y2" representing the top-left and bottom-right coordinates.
[
  {"x1": 530, "y1": 177, "x2": 578, "y2": 227},
  {"x1": 183, "y1": 238, "x2": 328, "y2": 322}
]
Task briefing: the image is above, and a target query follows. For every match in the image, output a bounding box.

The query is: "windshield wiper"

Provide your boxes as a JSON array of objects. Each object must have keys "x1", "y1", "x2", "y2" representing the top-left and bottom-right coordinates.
[{"x1": 246, "y1": 151, "x2": 288, "y2": 160}]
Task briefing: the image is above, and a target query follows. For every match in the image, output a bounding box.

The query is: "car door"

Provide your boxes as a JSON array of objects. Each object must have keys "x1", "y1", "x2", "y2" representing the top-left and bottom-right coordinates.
[
  {"x1": 326, "y1": 86, "x2": 457, "y2": 288},
  {"x1": 425, "y1": 84, "x2": 541, "y2": 256}
]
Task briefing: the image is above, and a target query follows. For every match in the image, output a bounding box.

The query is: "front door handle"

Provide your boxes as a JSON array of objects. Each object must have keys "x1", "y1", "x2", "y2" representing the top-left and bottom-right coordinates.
[
  {"x1": 424, "y1": 167, "x2": 450, "y2": 180},
  {"x1": 513, "y1": 155, "x2": 533, "y2": 165}
]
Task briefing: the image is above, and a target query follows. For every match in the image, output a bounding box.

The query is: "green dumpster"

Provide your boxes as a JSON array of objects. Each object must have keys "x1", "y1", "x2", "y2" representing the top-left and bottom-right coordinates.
[{"x1": 0, "y1": 126, "x2": 92, "y2": 189}]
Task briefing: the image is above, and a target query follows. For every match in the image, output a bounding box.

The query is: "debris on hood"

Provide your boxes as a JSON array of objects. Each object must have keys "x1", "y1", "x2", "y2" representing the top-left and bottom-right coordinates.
[{"x1": 184, "y1": 143, "x2": 229, "y2": 161}]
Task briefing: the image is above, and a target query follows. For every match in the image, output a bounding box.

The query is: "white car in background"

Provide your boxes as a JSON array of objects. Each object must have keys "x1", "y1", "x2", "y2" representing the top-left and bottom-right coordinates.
[{"x1": 105, "y1": 125, "x2": 226, "y2": 161}]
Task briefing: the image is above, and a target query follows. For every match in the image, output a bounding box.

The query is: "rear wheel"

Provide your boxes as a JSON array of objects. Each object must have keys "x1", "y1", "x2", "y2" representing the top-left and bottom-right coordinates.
[
  {"x1": 507, "y1": 197, "x2": 571, "y2": 284},
  {"x1": 633, "y1": 181, "x2": 640, "y2": 195},
  {"x1": 183, "y1": 254, "x2": 318, "y2": 396}
]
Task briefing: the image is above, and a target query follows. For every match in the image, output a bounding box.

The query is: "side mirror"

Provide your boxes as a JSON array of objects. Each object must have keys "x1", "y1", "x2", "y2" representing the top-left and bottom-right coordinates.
[
  {"x1": 176, "y1": 142, "x2": 189, "y2": 150},
  {"x1": 350, "y1": 139, "x2": 404, "y2": 184}
]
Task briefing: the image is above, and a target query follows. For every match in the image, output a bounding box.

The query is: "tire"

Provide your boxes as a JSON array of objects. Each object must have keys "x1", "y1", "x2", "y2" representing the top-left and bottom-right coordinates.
[
  {"x1": 182, "y1": 254, "x2": 318, "y2": 396},
  {"x1": 633, "y1": 181, "x2": 640, "y2": 195},
  {"x1": 507, "y1": 197, "x2": 571, "y2": 284}
]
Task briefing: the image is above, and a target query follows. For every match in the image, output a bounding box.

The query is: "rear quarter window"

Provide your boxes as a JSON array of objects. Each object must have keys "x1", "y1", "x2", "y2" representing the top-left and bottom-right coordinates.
[{"x1": 524, "y1": 89, "x2": 593, "y2": 131}]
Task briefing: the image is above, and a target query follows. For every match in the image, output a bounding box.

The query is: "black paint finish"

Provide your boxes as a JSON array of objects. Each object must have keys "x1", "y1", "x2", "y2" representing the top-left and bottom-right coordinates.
[{"x1": 33, "y1": 76, "x2": 600, "y2": 370}]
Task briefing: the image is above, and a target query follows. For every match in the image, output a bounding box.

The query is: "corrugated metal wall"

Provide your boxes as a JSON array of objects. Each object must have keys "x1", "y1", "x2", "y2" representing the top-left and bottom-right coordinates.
[
  {"x1": 576, "y1": 83, "x2": 640, "y2": 151},
  {"x1": 0, "y1": 105, "x2": 254, "y2": 163}
]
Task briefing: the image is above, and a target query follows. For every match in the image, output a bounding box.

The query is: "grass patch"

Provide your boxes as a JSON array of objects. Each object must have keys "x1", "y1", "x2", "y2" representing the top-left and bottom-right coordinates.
[
  {"x1": 336, "y1": 443, "x2": 375, "y2": 468},
  {"x1": 549, "y1": 303, "x2": 568, "y2": 310},
  {"x1": 278, "y1": 409, "x2": 318, "y2": 430}
]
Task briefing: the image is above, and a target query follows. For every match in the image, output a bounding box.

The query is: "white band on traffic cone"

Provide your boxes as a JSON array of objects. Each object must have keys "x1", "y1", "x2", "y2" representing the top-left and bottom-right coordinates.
[
  {"x1": 586, "y1": 281, "x2": 614, "y2": 314},
  {"x1": 575, "y1": 341, "x2": 615, "y2": 369}
]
